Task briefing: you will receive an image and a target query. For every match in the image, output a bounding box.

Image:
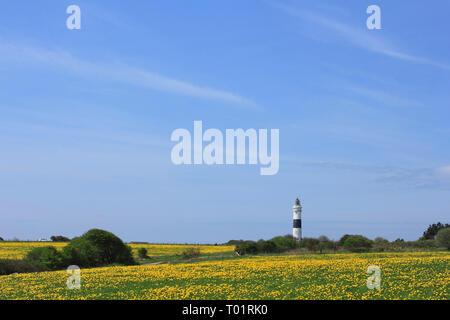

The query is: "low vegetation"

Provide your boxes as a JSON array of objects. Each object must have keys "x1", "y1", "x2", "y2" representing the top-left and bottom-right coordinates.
[
  {"x1": 50, "y1": 235, "x2": 70, "y2": 242},
  {"x1": 232, "y1": 223, "x2": 450, "y2": 256},
  {"x1": 25, "y1": 246, "x2": 65, "y2": 270},
  {"x1": 182, "y1": 247, "x2": 201, "y2": 259},
  {"x1": 137, "y1": 248, "x2": 149, "y2": 259},
  {"x1": 0, "y1": 259, "x2": 44, "y2": 275},
  {"x1": 436, "y1": 228, "x2": 450, "y2": 250}
]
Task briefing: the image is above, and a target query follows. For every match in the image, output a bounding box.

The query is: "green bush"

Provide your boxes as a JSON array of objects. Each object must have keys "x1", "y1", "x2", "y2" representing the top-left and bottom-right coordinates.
[
  {"x1": 50, "y1": 235, "x2": 71, "y2": 242},
  {"x1": 338, "y1": 234, "x2": 352, "y2": 246},
  {"x1": 257, "y1": 239, "x2": 277, "y2": 253},
  {"x1": 235, "y1": 236, "x2": 303, "y2": 256},
  {"x1": 0, "y1": 259, "x2": 44, "y2": 275},
  {"x1": 374, "y1": 237, "x2": 389, "y2": 245},
  {"x1": 300, "y1": 238, "x2": 320, "y2": 252},
  {"x1": 62, "y1": 245, "x2": 88, "y2": 266},
  {"x1": 25, "y1": 246, "x2": 64, "y2": 270},
  {"x1": 343, "y1": 235, "x2": 373, "y2": 252},
  {"x1": 235, "y1": 241, "x2": 259, "y2": 255},
  {"x1": 63, "y1": 229, "x2": 135, "y2": 267},
  {"x1": 318, "y1": 238, "x2": 336, "y2": 253},
  {"x1": 436, "y1": 228, "x2": 450, "y2": 250},
  {"x1": 182, "y1": 247, "x2": 200, "y2": 259},
  {"x1": 226, "y1": 240, "x2": 245, "y2": 246},
  {"x1": 406, "y1": 239, "x2": 438, "y2": 249},
  {"x1": 373, "y1": 237, "x2": 390, "y2": 251},
  {"x1": 138, "y1": 248, "x2": 149, "y2": 259},
  {"x1": 269, "y1": 236, "x2": 298, "y2": 251}
]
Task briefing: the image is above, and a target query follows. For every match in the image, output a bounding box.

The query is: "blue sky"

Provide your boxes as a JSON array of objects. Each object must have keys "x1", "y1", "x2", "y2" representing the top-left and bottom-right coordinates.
[{"x1": 0, "y1": 1, "x2": 449, "y2": 242}]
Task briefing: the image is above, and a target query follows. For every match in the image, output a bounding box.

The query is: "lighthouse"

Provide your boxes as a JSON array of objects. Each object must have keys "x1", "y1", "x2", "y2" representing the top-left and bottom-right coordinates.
[{"x1": 292, "y1": 198, "x2": 302, "y2": 241}]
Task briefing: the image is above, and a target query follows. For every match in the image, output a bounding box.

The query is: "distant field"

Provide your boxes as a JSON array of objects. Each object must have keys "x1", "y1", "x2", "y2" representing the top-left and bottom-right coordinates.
[
  {"x1": 0, "y1": 251, "x2": 448, "y2": 300},
  {"x1": 0, "y1": 242, "x2": 235, "y2": 260}
]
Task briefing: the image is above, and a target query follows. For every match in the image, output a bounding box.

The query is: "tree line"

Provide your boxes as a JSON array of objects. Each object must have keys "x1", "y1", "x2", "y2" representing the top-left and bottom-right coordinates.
[{"x1": 230, "y1": 222, "x2": 450, "y2": 255}]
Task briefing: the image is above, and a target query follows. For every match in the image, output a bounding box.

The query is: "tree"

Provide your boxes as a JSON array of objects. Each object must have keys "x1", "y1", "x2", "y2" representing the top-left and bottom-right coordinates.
[
  {"x1": 137, "y1": 248, "x2": 149, "y2": 259},
  {"x1": 319, "y1": 241, "x2": 333, "y2": 253},
  {"x1": 373, "y1": 237, "x2": 390, "y2": 251},
  {"x1": 374, "y1": 237, "x2": 389, "y2": 244},
  {"x1": 318, "y1": 236, "x2": 334, "y2": 253},
  {"x1": 393, "y1": 238, "x2": 405, "y2": 245},
  {"x1": 50, "y1": 235, "x2": 70, "y2": 242},
  {"x1": 422, "y1": 222, "x2": 449, "y2": 240},
  {"x1": 235, "y1": 241, "x2": 259, "y2": 255},
  {"x1": 436, "y1": 228, "x2": 450, "y2": 250},
  {"x1": 0, "y1": 237, "x2": 3, "y2": 241},
  {"x1": 338, "y1": 234, "x2": 351, "y2": 246},
  {"x1": 63, "y1": 229, "x2": 135, "y2": 267},
  {"x1": 301, "y1": 238, "x2": 320, "y2": 252},
  {"x1": 343, "y1": 235, "x2": 373, "y2": 252},
  {"x1": 257, "y1": 239, "x2": 277, "y2": 253},
  {"x1": 269, "y1": 236, "x2": 298, "y2": 251},
  {"x1": 226, "y1": 240, "x2": 245, "y2": 246}
]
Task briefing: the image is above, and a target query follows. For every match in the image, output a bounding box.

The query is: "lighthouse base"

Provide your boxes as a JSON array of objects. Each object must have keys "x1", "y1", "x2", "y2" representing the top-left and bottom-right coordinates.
[{"x1": 293, "y1": 228, "x2": 302, "y2": 242}]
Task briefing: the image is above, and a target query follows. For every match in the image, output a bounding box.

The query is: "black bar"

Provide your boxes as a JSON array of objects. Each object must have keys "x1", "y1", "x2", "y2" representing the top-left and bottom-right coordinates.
[{"x1": 0, "y1": 300, "x2": 446, "y2": 318}]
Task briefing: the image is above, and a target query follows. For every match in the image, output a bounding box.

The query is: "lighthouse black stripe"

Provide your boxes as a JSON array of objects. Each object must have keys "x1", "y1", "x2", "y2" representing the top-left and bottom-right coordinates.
[{"x1": 293, "y1": 219, "x2": 301, "y2": 228}]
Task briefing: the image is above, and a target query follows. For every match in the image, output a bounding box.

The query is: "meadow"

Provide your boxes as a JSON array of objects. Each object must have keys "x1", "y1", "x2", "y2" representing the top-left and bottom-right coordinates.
[{"x1": 0, "y1": 249, "x2": 448, "y2": 300}]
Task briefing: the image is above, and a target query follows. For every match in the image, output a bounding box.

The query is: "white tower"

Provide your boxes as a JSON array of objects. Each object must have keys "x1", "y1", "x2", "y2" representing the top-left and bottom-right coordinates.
[{"x1": 292, "y1": 198, "x2": 302, "y2": 241}]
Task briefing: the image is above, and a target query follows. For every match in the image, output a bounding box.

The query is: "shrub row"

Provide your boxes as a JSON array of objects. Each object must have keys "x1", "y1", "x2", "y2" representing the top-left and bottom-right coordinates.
[
  {"x1": 0, "y1": 259, "x2": 44, "y2": 275},
  {"x1": 235, "y1": 236, "x2": 299, "y2": 255},
  {"x1": 233, "y1": 230, "x2": 450, "y2": 256},
  {"x1": 182, "y1": 247, "x2": 201, "y2": 259}
]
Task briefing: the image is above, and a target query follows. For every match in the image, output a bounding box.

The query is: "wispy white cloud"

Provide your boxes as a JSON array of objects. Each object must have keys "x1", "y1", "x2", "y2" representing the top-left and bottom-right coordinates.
[
  {"x1": 273, "y1": 3, "x2": 450, "y2": 71},
  {"x1": 340, "y1": 83, "x2": 424, "y2": 108},
  {"x1": 314, "y1": 74, "x2": 424, "y2": 108},
  {"x1": 285, "y1": 158, "x2": 450, "y2": 189},
  {"x1": 436, "y1": 165, "x2": 450, "y2": 176},
  {"x1": 0, "y1": 41, "x2": 256, "y2": 107}
]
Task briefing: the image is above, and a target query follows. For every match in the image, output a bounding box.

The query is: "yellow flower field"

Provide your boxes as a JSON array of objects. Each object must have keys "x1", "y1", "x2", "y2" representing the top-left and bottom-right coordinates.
[
  {"x1": 0, "y1": 251, "x2": 448, "y2": 300},
  {"x1": 128, "y1": 244, "x2": 234, "y2": 257},
  {"x1": 0, "y1": 242, "x2": 68, "y2": 260},
  {"x1": 0, "y1": 242, "x2": 234, "y2": 260}
]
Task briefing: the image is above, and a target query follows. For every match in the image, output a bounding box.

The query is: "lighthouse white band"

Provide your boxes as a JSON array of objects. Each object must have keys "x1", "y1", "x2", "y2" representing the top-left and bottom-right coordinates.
[{"x1": 293, "y1": 227, "x2": 301, "y2": 240}]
